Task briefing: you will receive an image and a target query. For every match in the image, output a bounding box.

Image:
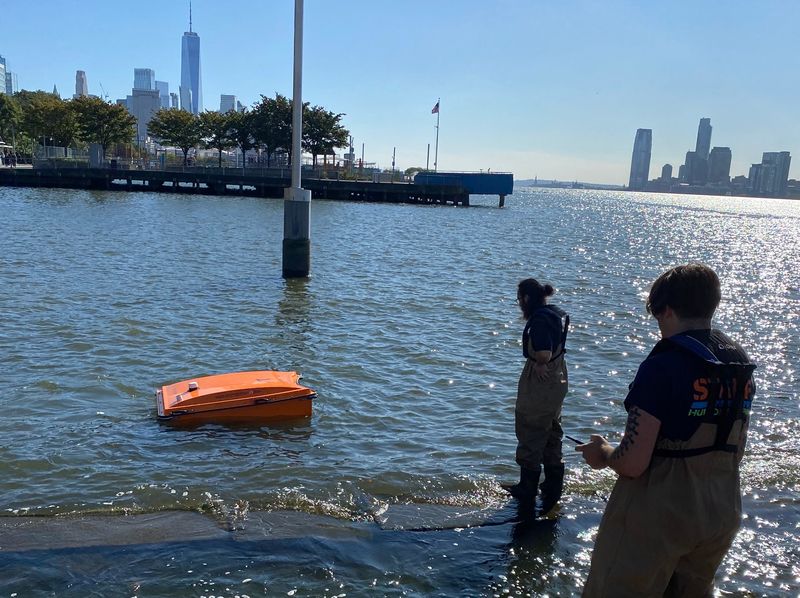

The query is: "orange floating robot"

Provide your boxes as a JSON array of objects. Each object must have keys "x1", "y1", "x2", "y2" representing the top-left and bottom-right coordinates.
[{"x1": 155, "y1": 370, "x2": 315, "y2": 424}]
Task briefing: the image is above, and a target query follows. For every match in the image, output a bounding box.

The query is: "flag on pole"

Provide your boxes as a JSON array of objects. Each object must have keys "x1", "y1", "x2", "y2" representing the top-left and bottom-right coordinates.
[{"x1": 431, "y1": 101, "x2": 439, "y2": 114}]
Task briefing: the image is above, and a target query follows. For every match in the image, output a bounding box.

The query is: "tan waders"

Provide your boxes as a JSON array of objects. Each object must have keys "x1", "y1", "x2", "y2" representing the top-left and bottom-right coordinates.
[
  {"x1": 582, "y1": 421, "x2": 745, "y2": 597},
  {"x1": 508, "y1": 354, "x2": 568, "y2": 510}
]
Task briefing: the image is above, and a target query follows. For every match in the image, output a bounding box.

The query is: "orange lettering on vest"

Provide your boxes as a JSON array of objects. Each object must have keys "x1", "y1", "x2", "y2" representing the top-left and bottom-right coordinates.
[{"x1": 693, "y1": 378, "x2": 709, "y2": 402}]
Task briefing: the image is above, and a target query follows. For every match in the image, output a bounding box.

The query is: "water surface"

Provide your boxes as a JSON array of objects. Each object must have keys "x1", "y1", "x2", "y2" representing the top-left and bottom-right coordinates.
[{"x1": 1, "y1": 186, "x2": 798, "y2": 596}]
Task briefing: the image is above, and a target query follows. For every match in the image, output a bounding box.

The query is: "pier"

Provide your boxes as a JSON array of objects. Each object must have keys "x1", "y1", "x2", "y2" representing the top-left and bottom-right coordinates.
[{"x1": 0, "y1": 167, "x2": 513, "y2": 207}]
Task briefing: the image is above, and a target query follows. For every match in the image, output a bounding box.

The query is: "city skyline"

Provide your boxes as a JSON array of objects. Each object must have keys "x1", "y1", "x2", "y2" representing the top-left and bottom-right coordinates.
[
  {"x1": 2, "y1": 1, "x2": 799, "y2": 183},
  {"x1": 631, "y1": 117, "x2": 792, "y2": 197}
]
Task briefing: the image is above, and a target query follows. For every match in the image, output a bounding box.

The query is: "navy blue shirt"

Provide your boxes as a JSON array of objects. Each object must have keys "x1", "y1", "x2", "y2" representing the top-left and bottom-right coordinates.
[
  {"x1": 623, "y1": 329, "x2": 755, "y2": 441},
  {"x1": 523, "y1": 305, "x2": 567, "y2": 356}
]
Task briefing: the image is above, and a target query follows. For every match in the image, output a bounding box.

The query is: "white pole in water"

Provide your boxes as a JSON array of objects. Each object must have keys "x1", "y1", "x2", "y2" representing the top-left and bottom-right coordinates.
[{"x1": 282, "y1": 0, "x2": 311, "y2": 278}]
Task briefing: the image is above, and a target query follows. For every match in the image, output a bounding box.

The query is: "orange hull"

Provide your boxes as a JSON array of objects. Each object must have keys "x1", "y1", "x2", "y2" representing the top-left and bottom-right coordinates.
[{"x1": 156, "y1": 370, "x2": 315, "y2": 423}]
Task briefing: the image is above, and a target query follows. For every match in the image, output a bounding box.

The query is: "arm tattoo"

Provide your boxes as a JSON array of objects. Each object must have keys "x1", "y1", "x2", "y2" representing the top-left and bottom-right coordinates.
[{"x1": 609, "y1": 407, "x2": 642, "y2": 463}]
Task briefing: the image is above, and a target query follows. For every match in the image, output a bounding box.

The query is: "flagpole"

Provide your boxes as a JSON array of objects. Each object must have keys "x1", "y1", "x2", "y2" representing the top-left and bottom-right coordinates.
[{"x1": 434, "y1": 97, "x2": 440, "y2": 172}]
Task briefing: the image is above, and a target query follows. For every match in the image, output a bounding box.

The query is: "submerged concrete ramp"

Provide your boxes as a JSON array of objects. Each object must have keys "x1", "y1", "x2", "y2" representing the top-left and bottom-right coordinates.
[
  {"x1": 0, "y1": 504, "x2": 525, "y2": 552},
  {"x1": 0, "y1": 512, "x2": 228, "y2": 552}
]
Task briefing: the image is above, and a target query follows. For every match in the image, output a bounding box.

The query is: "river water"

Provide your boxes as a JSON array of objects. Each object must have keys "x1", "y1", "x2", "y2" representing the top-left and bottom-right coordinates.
[{"x1": 0, "y1": 186, "x2": 797, "y2": 596}]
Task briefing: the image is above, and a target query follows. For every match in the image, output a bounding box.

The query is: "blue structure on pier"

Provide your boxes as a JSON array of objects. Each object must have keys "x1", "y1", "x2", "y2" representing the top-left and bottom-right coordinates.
[
  {"x1": 413, "y1": 171, "x2": 513, "y2": 203},
  {"x1": 414, "y1": 172, "x2": 514, "y2": 208}
]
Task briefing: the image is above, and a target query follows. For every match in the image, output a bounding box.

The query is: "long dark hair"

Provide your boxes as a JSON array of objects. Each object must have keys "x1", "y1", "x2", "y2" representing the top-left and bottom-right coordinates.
[{"x1": 518, "y1": 278, "x2": 554, "y2": 320}]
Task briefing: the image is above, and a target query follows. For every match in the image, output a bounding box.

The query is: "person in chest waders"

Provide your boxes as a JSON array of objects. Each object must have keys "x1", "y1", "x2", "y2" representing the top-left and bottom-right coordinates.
[
  {"x1": 503, "y1": 278, "x2": 570, "y2": 517},
  {"x1": 576, "y1": 263, "x2": 756, "y2": 598}
]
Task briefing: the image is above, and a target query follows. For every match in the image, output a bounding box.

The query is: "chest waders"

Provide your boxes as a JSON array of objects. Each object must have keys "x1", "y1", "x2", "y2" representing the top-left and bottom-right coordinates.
[
  {"x1": 583, "y1": 333, "x2": 755, "y2": 598},
  {"x1": 505, "y1": 306, "x2": 570, "y2": 516}
]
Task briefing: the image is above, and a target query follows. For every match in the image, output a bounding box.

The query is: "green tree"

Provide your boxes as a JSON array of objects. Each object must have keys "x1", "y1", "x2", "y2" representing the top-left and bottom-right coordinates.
[
  {"x1": 0, "y1": 93, "x2": 22, "y2": 144},
  {"x1": 250, "y1": 93, "x2": 292, "y2": 167},
  {"x1": 16, "y1": 91, "x2": 77, "y2": 155},
  {"x1": 199, "y1": 110, "x2": 236, "y2": 167},
  {"x1": 302, "y1": 104, "x2": 349, "y2": 167},
  {"x1": 405, "y1": 167, "x2": 428, "y2": 176},
  {"x1": 148, "y1": 108, "x2": 202, "y2": 166},
  {"x1": 72, "y1": 96, "x2": 136, "y2": 159},
  {"x1": 229, "y1": 109, "x2": 256, "y2": 169}
]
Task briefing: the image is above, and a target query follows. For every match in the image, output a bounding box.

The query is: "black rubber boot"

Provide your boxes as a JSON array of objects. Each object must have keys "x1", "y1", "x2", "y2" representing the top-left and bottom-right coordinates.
[
  {"x1": 538, "y1": 464, "x2": 565, "y2": 516},
  {"x1": 502, "y1": 466, "x2": 542, "y2": 502}
]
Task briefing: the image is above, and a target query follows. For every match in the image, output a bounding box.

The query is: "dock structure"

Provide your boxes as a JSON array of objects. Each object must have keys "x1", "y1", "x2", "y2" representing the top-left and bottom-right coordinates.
[
  {"x1": 0, "y1": 167, "x2": 466, "y2": 206},
  {"x1": 0, "y1": 167, "x2": 514, "y2": 207}
]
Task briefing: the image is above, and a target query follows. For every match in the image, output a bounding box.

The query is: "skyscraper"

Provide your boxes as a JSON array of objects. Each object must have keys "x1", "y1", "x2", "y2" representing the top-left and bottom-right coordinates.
[
  {"x1": 684, "y1": 150, "x2": 708, "y2": 185},
  {"x1": 707, "y1": 147, "x2": 732, "y2": 184},
  {"x1": 180, "y1": 3, "x2": 202, "y2": 114},
  {"x1": 75, "y1": 70, "x2": 88, "y2": 98},
  {"x1": 750, "y1": 151, "x2": 791, "y2": 197},
  {"x1": 128, "y1": 89, "x2": 161, "y2": 142},
  {"x1": 170, "y1": 92, "x2": 179, "y2": 108},
  {"x1": 0, "y1": 55, "x2": 15, "y2": 95},
  {"x1": 156, "y1": 80, "x2": 170, "y2": 108},
  {"x1": 134, "y1": 68, "x2": 156, "y2": 91},
  {"x1": 220, "y1": 94, "x2": 236, "y2": 113},
  {"x1": 628, "y1": 128, "x2": 652, "y2": 190},
  {"x1": 695, "y1": 117, "x2": 712, "y2": 160}
]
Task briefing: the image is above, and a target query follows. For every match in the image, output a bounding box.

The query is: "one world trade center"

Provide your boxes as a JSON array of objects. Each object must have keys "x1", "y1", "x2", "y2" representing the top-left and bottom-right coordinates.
[{"x1": 180, "y1": 3, "x2": 202, "y2": 114}]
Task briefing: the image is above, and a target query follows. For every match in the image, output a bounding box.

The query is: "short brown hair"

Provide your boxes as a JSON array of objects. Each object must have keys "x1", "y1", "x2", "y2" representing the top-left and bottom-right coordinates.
[{"x1": 646, "y1": 263, "x2": 721, "y2": 319}]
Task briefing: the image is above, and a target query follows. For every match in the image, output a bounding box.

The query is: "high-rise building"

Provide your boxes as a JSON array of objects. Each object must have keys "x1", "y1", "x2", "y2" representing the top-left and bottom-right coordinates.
[
  {"x1": 127, "y1": 89, "x2": 161, "y2": 142},
  {"x1": 170, "y1": 92, "x2": 179, "y2": 108},
  {"x1": 1, "y1": 55, "x2": 16, "y2": 95},
  {"x1": 180, "y1": 4, "x2": 202, "y2": 114},
  {"x1": 220, "y1": 94, "x2": 236, "y2": 113},
  {"x1": 684, "y1": 150, "x2": 708, "y2": 185},
  {"x1": 661, "y1": 164, "x2": 673, "y2": 181},
  {"x1": 628, "y1": 128, "x2": 652, "y2": 190},
  {"x1": 707, "y1": 147, "x2": 732, "y2": 184},
  {"x1": 6, "y1": 72, "x2": 16, "y2": 95},
  {"x1": 695, "y1": 117, "x2": 712, "y2": 160},
  {"x1": 74, "y1": 70, "x2": 89, "y2": 98},
  {"x1": 134, "y1": 68, "x2": 156, "y2": 91},
  {"x1": 750, "y1": 151, "x2": 791, "y2": 197},
  {"x1": 156, "y1": 80, "x2": 170, "y2": 109}
]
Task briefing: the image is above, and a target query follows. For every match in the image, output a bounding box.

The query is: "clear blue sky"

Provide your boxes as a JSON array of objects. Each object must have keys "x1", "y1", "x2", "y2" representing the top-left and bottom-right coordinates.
[{"x1": 3, "y1": 0, "x2": 799, "y2": 184}]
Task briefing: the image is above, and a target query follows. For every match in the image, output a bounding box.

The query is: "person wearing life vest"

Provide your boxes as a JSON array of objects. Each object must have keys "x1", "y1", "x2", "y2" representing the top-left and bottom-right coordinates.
[
  {"x1": 503, "y1": 278, "x2": 570, "y2": 516},
  {"x1": 577, "y1": 263, "x2": 756, "y2": 597}
]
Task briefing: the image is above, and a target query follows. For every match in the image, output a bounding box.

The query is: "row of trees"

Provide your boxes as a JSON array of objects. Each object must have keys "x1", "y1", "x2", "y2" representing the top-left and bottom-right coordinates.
[
  {"x1": 0, "y1": 91, "x2": 137, "y2": 158},
  {"x1": 0, "y1": 91, "x2": 350, "y2": 168},
  {"x1": 148, "y1": 94, "x2": 349, "y2": 167}
]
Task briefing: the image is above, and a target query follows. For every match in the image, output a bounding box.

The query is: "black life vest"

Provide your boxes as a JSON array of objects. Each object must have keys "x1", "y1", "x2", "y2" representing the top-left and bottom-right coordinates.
[
  {"x1": 522, "y1": 305, "x2": 570, "y2": 362},
  {"x1": 650, "y1": 330, "x2": 756, "y2": 458}
]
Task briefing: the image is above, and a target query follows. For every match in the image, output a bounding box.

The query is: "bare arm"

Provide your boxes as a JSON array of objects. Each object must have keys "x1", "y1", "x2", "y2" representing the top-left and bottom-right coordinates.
[{"x1": 576, "y1": 406, "x2": 661, "y2": 478}]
